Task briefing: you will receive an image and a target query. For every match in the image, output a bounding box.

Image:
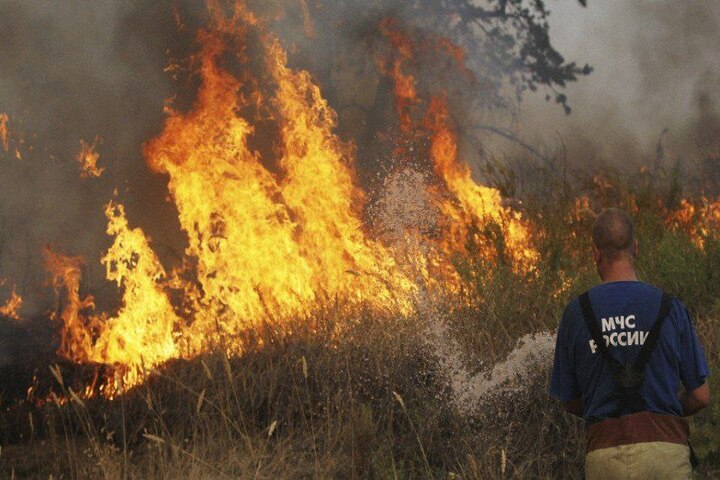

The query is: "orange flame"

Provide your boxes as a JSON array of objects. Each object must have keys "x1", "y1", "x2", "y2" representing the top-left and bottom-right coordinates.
[
  {"x1": 77, "y1": 136, "x2": 104, "y2": 178},
  {"x1": 377, "y1": 21, "x2": 537, "y2": 273},
  {"x1": 0, "y1": 113, "x2": 8, "y2": 152},
  {"x1": 667, "y1": 197, "x2": 720, "y2": 249},
  {"x1": 429, "y1": 98, "x2": 537, "y2": 270},
  {"x1": 145, "y1": 21, "x2": 414, "y2": 331},
  {"x1": 378, "y1": 18, "x2": 417, "y2": 131},
  {"x1": 45, "y1": 248, "x2": 99, "y2": 363},
  {"x1": 90, "y1": 202, "x2": 182, "y2": 376},
  {"x1": 0, "y1": 284, "x2": 23, "y2": 320}
]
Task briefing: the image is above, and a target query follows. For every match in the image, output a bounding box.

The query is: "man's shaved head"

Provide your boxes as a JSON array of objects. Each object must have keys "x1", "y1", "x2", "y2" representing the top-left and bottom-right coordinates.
[{"x1": 592, "y1": 208, "x2": 635, "y2": 260}]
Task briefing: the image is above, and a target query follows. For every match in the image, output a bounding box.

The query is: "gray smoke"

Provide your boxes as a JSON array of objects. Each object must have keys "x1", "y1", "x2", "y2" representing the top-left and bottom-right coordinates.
[
  {"x1": 516, "y1": 0, "x2": 720, "y2": 181},
  {"x1": 0, "y1": 1, "x2": 196, "y2": 320}
]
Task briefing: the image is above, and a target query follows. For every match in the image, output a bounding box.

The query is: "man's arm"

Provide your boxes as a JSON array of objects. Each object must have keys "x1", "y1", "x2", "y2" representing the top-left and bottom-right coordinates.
[
  {"x1": 550, "y1": 302, "x2": 583, "y2": 416},
  {"x1": 563, "y1": 397, "x2": 584, "y2": 418},
  {"x1": 680, "y1": 381, "x2": 710, "y2": 417}
]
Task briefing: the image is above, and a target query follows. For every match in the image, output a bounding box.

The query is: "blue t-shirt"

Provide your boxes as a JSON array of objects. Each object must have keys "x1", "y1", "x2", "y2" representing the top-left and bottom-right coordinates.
[{"x1": 550, "y1": 281, "x2": 709, "y2": 422}]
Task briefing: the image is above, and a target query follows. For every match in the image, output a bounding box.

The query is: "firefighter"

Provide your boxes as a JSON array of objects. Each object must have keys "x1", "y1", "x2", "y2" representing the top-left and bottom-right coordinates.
[{"x1": 550, "y1": 207, "x2": 710, "y2": 479}]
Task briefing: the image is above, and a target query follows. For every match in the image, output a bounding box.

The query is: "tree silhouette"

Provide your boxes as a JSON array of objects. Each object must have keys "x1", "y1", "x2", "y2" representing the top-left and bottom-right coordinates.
[{"x1": 274, "y1": 0, "x2": 592, "y2": 114}]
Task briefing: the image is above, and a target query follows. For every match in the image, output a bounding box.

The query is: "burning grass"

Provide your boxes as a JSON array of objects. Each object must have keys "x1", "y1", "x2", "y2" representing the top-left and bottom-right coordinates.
[
  {"x1": 20, "y1": 3, "x2": 545, "y2": 401},
  {"x1": 2, "y1": 174, "x2": 720, "y2": 478}
]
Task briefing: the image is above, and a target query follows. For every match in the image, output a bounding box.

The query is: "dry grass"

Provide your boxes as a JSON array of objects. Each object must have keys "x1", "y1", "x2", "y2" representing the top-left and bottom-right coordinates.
[{"x1": 2, "y1": 306, "x2": 582, "y2": 479}]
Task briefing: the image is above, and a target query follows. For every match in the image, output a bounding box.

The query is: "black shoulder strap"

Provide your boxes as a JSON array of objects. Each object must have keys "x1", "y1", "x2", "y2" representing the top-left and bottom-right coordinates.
[
  {"x1": 579, "y1": 291, "x2": 625, "y2": 373},
  {"x1": 579, "y1": 291, "x2": 609, "y2": 356},
  {"x1": 633, "y1": 292, "x2": 673, "y2": 372}
]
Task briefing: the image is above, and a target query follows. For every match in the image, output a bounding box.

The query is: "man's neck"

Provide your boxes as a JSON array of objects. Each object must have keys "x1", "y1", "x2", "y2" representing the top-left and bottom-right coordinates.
[{"x1": 599, "y1": 261, "x2": 638, "y2": 283}]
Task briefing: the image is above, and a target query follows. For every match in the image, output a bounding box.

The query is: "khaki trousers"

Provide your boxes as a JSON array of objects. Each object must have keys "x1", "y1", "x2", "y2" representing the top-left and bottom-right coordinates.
[{"x1": 585, "y1": 441, "x2": 692, "y2": 480}]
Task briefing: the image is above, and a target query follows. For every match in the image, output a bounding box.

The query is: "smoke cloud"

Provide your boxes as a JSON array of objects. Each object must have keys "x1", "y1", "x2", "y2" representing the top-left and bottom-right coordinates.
[{"x1": 518, "y1": 0, "x2": 720, "y2": 179}]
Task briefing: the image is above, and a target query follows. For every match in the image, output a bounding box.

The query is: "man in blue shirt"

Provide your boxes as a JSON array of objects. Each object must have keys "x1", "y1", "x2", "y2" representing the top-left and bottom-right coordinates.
[{"x1": 550, "y1": 208, "x2": 710, "y2": 479}]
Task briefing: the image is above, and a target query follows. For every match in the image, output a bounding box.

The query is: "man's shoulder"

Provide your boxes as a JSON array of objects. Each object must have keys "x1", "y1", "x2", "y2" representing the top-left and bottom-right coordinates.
[
  {"x1": 559, "y1": 296, "x2": 583, "y2": 336},
  {"x1": 588, "y1": 280, "x2": 661, "y2": 296},
  {"x1": 588, "y1": 281, "x2": 665, "y2": 308},
  {"x1": 586, "y1": 281, "x2": 691, "y2": 328},
  {"x1": 562, "y1": 295, "x2": 582, "y2": 318}
]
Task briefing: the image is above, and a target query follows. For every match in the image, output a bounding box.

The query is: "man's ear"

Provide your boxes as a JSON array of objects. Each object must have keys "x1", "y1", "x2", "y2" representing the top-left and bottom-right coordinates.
[
  {"x1": 593, "y1": 246, "x2": 601, "y2": 264},
  {"x1": 632, "y1": 238, "x2": 639, "y2": 257}
]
